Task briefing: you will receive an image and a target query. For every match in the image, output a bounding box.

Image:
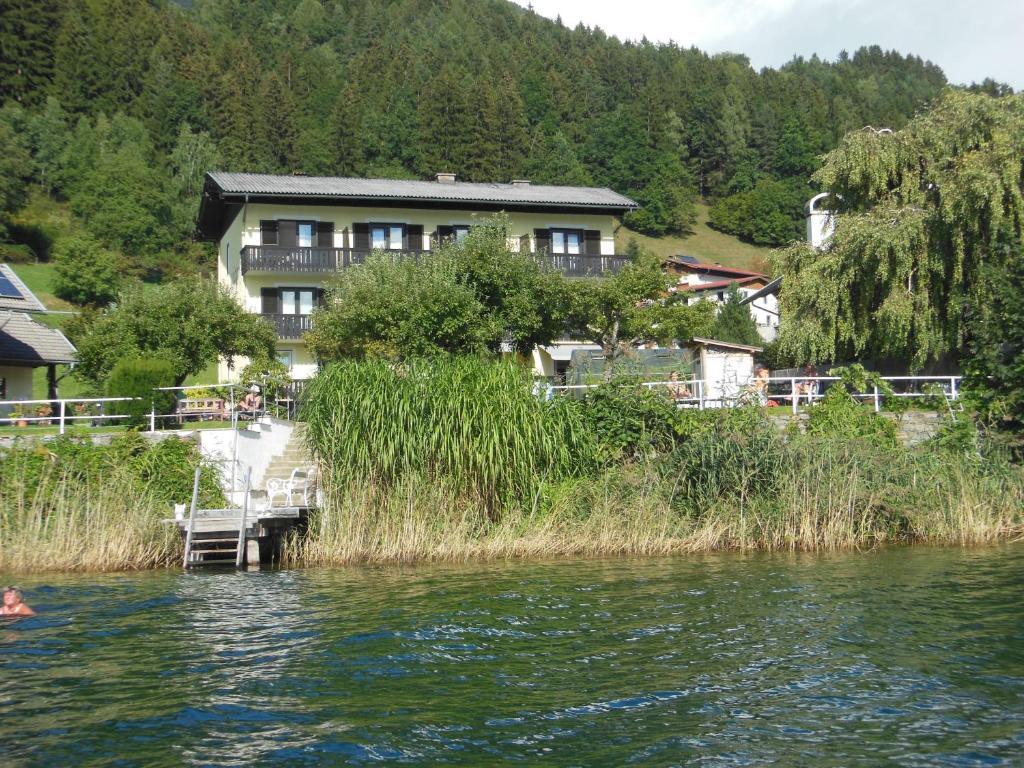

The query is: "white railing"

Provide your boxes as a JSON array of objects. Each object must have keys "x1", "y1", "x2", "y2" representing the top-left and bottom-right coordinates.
[
  {"x1": 548, "y1": 375, "x2": 961, "y2": 413},
  {"x1": 0, "y1": 383, "x2": 247, "y2": 435}
]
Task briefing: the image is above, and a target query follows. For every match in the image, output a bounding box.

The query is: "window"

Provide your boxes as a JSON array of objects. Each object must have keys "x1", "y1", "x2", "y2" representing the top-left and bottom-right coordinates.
[
  {"x1": 280, "y1": 289, "x2": 316, "y2": 316},
  {"x1": 276, "y1": 350, "x2": 294, "y2": 370},
  {"x1": 297, "y1": 222, "x2": 313, "y2": 248},
  {"x1": 550, "y1": 229, "x2": 583, "y2": 255},
  {"x1": 717, "y1": 291, "x2": 724, "y2": 302},
  {"x1": 453, "y1": 225, "x2": 471, "y2": 243},
  {"x1": 371, "y1": 224, "x2": 405, "y2": 250}
]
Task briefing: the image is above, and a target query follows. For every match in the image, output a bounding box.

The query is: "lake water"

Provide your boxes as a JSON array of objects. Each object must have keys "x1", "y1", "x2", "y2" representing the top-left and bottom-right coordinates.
[{"x1": 2, "y1": 546, "x2": 1023, "y2": 766}]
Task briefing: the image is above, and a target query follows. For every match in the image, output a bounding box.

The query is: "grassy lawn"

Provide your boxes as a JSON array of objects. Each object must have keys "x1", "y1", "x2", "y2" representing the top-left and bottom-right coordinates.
[
  {"x1": 8, "y1": 262, "x2": 75, "y2": 311},
  {"x1": 617, "y1": 202, "x2": 773, "y2": 273}
]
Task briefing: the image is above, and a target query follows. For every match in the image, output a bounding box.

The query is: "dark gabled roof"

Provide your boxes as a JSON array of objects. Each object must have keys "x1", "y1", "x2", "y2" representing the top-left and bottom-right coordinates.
[
  {"x1": 664, "y1": 257, "x2": 765, "y2": 280},
  {"x1": 197, "y1": 172, "x2": 638, "y2": 240},
  {"x1": 675, "y1": 276, "x2": 765, "y2": 293},
  {"x1": 0, "y1": 264, "x2": 46, "y2": 313},
  {"x1": 0, "y1": 312, "x2": 77, "y2": 366},
  {"x1": 740, "y1": 277, "x2": 782, "y2": 305}
]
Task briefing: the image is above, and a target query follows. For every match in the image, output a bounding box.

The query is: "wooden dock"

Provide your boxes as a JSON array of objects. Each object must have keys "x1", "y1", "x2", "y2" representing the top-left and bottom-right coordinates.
[{"x1": 171, "y1": 467, "x2": 310, "y2": 568}]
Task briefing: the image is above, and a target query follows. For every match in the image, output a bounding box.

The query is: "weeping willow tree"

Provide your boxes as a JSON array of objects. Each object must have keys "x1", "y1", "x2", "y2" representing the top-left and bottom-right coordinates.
[{"x1": 772, "y1": 91, "x2": 1024, "y2": 369}]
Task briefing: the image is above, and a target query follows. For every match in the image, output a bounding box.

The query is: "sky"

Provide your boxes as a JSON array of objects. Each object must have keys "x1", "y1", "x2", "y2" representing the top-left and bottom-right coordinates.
[{"x1": 516, "y1": 0, "x2": 1024, "y2": 90}]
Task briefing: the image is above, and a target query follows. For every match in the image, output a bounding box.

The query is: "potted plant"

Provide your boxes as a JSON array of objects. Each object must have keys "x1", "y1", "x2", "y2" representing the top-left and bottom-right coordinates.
[{"x1": 10, "y1": 403, "x2": 29, "y2": 428}]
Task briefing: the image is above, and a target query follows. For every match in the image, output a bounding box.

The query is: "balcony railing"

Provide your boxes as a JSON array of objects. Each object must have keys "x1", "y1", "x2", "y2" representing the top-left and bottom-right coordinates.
[
  {"x1": 261, "y1": 313, "x2": 312, "y2": 339},
  {"x1": 240, "y1": 246, "x2": 629, "y2": 276}
]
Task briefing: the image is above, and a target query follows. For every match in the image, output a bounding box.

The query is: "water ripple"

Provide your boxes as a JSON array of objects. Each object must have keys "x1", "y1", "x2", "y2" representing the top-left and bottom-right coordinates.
[{"x1": 1, "y1": 545, "x2": 1023, "y2": 765}]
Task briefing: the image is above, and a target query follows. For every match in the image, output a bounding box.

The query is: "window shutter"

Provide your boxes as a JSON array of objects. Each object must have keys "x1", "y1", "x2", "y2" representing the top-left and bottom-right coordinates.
[
  {"x1": 436, "y1": 225, "x2": 455, "y2": 245},
  {"x1": 584, "y1": 230, "x2": 602, "y2": 255},
  {"x1": 261, "y1": 287, "x2": 279, "y2": 314},
  {"x1": 353, "y1": 223, "x2": 370, "y2": 250},
  {"x1": 260, "y1": 220, "x2": 278, "y2": 246},
  {"x1": 278, "y1": 220, "x2": 297, "y2": 248},
  {"x1": 534, "y1": 228, "x2": 550, "y2": 253},
  {"x1": 407, "y1": 224, "x2": 424, "y2": 250},
  {"x1": 316, "y1": 221, "x2": 334, "y2": 248},
  {"x1": 315, "y1": 288, "x2": 326, "y2": 307}
]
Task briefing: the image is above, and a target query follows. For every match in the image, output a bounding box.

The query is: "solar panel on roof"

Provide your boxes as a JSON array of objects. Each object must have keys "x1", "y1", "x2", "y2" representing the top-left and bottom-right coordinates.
[{"x1": 0, "y1": 273, "x2": 23, "y2": 298}]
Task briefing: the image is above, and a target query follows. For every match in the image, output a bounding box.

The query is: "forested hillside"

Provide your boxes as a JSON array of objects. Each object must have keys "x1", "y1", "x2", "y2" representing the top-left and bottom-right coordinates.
[{"x1": 0, "y1": 0, "x2": 952, "y2": 277}]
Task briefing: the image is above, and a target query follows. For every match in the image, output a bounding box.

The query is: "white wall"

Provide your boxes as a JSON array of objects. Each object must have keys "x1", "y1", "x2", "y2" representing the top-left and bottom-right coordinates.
[
  {"x1": 198, "y1": 417, "x2": 295, "y2": 502},
  {"x1": 0, "y1": 366, "x2": 35, "y2": 414}
]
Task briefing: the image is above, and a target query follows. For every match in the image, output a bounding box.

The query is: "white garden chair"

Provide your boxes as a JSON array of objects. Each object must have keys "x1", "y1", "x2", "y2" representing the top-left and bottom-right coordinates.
[{"x1": 265, "y1": 466, "x2": 317, "y2": 507}]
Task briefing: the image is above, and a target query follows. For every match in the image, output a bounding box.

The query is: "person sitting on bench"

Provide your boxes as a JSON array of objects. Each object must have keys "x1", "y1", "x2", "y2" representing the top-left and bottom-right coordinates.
[{"x1": 238, "y1": 385, "x2": 262, "y2": 418}]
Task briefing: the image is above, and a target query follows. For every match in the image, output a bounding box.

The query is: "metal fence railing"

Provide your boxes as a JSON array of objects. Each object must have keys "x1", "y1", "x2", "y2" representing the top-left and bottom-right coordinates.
[
  {"x1": 0, "y1": 375, "x2": 963, "y2": 434},
  {"x1": 0, "y1": 383, "x2": 298, "y2": 435},
  {"x1": 548, "y1": 375, "x2": 962, "y2": 413}
]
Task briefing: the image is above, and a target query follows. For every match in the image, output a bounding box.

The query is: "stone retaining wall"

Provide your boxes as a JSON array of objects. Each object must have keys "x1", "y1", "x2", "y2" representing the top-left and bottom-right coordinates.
[{"x1": 767, "y1": 410, "x2": 946, "y2": 446}]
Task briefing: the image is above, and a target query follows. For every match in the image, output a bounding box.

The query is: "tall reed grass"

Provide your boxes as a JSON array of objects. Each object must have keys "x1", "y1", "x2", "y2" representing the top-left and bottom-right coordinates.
[
  {"x1": 0, "y1": 462, "x2": 180, "y2": 572},
  {"x1": 301, "y1": 357, "x2": 593, "y2": 513},
  {"x1": 290, "y1": 437, "x2": 1024, "y2": 565}
]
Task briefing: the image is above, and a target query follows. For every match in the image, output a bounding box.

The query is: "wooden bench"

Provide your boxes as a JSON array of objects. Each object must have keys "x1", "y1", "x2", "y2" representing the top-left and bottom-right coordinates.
[{"x1": 177, "y1": 398, "x2": 227, "y2": 422}]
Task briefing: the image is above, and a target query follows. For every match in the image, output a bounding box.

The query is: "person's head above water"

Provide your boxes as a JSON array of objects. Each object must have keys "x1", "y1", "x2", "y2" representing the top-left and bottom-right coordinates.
[{"x1": 3, "y1": 586, "x2": 23, "y2": 606}]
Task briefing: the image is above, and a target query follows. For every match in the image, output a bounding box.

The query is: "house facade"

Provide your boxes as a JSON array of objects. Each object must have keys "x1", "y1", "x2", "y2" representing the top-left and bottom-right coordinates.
[
  {"x1": 665, "y1": 257, "x2": 780, "y2": 341},
  {"x1": 197, "y1": 172, "x2": 637, "y2": 381}
]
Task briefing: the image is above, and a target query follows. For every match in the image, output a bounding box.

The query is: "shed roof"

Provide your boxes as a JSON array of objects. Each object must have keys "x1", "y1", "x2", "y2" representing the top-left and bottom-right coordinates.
[
  {"x1": 0, "y1": 264, "x2": 46, "y2": 313},
  {"x1": 0, "y1": 312, "x2": 77, "y2": 366},
  {"x1": 688, "y1": 337, "x2": 764, "y2": 353},
  {"x1": 664, "y1": 257, "x2": 766, "y2": 279}
]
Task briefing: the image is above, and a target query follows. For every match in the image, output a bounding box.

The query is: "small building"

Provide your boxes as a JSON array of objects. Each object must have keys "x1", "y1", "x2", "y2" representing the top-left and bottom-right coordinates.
[
  {"x1": 0, "y1": 264, "x2": 77, "y2": 409},
  {"x1": 664, "y1": 258, "x2": 780, "y2": 341},
  {"x1": 681, "y1": 337, "x2": 763, "y2": 406}
]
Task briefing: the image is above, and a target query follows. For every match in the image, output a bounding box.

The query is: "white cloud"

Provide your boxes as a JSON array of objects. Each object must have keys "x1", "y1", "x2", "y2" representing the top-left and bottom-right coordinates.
[{"x1": 517, "y1": 0, "x2": 1024, "y2": 89}]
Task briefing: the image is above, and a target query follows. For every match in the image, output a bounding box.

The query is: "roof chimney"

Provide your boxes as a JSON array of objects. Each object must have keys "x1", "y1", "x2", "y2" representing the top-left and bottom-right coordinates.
[
  {"x1": 435, "y1": 172, "x2": 456, "y2": 184},
  {"x1": 511, "y1": 179, "x2": 531, "y2": 187}
]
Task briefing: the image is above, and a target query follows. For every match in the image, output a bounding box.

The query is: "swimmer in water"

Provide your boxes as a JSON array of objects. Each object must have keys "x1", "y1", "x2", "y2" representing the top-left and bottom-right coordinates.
[{"x1": 1, "y1": 586, "x2": 35, "y2": 617}]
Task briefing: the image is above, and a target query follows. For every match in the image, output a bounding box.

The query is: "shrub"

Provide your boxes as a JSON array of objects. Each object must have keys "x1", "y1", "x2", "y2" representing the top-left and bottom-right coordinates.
[
  {"x1": 52, "y1": 234, "x2": 123, "y2": 306},
  {"x1": 581, "y1": 378, "x2": 678, "y2": 460},
  {"x1": 105, "y1": 356, "x2": 177, "y2": 428}
]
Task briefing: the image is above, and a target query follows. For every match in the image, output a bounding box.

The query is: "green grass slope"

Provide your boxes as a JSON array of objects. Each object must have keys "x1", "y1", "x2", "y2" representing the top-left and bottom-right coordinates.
[{"x1": 617, "y1": 202, "x2": 773, "y2": 273}]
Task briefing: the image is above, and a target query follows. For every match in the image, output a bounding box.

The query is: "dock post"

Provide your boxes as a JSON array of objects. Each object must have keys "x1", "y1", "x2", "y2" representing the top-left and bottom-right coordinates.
[
  {"x1": 236, "y1": 469, "x2": 251, "y2": 568},
  {"x1": 59, "y1": 399, "x2": 66, "y2": 435},
  {"x1": 182, "y1": 466, "x2": 201, "y2": 569}
]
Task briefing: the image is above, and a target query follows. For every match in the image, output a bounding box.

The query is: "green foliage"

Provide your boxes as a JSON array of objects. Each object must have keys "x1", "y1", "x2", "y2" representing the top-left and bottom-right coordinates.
[
  {"x1": 708, "y1": 178, "x2": 807, "y2": 246},
  {"x1": 0, "y1": 431, "x2": 223, "y2": 509},
  {"x1": 581, "y1": 379, "x2": 680, "y2": 461},
  {"x1": 0, "y1": 105, "x2": 33, "y2": 238},
  {"x1": 301, "y1": 357, "x2": 594, "y2": 511},
  {"x1": 961, "y1": 253, "x2": 1024, "y2": 455},
  {"x1": 52, "y1": 234, "x2": 123, "y2": 306},
  {"x1": 307, "y1": 218, "x2": 568, "y2": 362},
  {"x1": 105, "y1": 356, "x2": 177, "y2": 428},
  {"x1": 562, "y1": 249, "x2": 669, "y2": 366},
  {"x1": 773, "y1": 91, "x2": 1024, "y2": 368},
  {"x1": 805, "y1": 385, "x2": 899, "y2": 448},
  {"x1": 712, "y1": 283, "x2": 763, "y2": 346},
  {"x1": 69, "y1": 278, "x2": 276, "y2": 387},
  {"x1": 0, "y1": 0, "x2": 952, "y2": 273},
  {"x1": 624, "y1": 170, "x2": 698, "y2": 236},
  {"x1": 669, "y1": 408, "x2": 783, "y2": 511}
]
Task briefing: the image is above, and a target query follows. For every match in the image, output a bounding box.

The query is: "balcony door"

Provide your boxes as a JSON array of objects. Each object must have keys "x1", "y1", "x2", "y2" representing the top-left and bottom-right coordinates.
[{"x1": 261, "y1": 220, "x2": 334, "y2": 248}]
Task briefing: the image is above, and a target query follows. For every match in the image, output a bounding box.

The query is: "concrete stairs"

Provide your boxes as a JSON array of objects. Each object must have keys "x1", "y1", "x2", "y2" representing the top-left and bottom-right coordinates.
[{"x1": 251, "y1": 424, "x2": 317, "y2": 507}]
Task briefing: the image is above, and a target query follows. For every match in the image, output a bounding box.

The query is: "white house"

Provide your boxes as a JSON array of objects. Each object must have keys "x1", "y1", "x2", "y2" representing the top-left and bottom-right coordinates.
[
  {"x1": 0, "y1": 264, "x2": 77, "y2": 411},
  {"x1": 664, "y1": 257, "x2": 780, "y2": 342},
  {"x1": 196, "y1": 171, "x2": 638, "y2": 382}
]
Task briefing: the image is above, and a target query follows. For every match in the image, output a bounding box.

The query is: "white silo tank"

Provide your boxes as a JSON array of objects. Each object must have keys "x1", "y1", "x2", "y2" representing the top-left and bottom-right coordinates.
[{"x1": 805, "y1": 192, "x2": 836, "y2": 250}]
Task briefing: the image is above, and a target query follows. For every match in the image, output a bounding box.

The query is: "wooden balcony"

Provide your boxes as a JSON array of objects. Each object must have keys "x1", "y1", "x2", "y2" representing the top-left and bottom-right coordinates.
[
  {"x1": 240, "y1": 245, "x2": 629, "y2": 276},
  {"x1": 261, "y1": 313, "x2": 312, "y2": 340}
]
